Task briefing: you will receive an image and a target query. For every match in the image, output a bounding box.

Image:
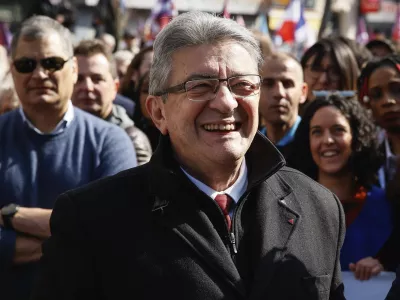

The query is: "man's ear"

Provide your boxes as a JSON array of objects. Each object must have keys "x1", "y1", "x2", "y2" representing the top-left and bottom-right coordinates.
[
  {"x1": 146, "y1": 95, "x2": 168, "y2": 135},
  {"x1": 114, "y1": 78, "x2": 120, "y2": 92},
  {"x1": 300, "y1": 82, "x2": 308, "y2": 104}
]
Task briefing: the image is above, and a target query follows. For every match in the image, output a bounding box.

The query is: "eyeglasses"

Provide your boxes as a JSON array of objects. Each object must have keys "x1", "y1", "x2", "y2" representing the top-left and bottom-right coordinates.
[
  {"x1": 154, "y1": 74, "x2": 261, "y2": 102},
  {"x1": 305, "y1": 64, "x2": 341, "y2": 82},
  {"x1": 367, "y1": 82, "x2": 400, "y2": 103},
  {"x1": 13, "y1": 56, "x2": 73, "y2": 74}
]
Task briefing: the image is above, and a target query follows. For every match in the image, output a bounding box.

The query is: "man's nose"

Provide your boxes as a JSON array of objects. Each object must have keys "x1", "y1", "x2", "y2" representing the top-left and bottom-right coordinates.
[
  {"x1": 82, "y1": 77, "x2": 94, "y2": 91},
  {"x1": 273, "y1": 81, "x2": 285, "y2": 98},
  {"x1": 208, "y1": 82, "x2": 238, "y2": 113},
  {"x1": 31, "y1": 63, "x2": 48, "y2": 79}
]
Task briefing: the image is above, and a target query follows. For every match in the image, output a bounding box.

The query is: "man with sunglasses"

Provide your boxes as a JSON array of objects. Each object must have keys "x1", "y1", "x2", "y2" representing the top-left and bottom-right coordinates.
[
  {"x1": 32, "y1": 12, "x2": 345, "y2": 300},
  {"x1": 0, "y1": 16, "x2": 137, "y2": 300}
]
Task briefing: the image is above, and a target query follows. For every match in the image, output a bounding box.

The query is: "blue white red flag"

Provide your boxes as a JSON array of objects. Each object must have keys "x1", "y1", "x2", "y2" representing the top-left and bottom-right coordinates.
[
  {"x1": 277, "y1": 0, "x2": 305, "y2": 43},
  {"x1": 222, "y1": 0, "x2": 230, "y2": 19},
  {"x1": 144, "y1": 0, "x2": 178, "y2": 42}
]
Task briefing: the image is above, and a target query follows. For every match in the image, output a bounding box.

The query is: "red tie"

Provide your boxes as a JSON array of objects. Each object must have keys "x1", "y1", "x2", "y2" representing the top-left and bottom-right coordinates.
[{"x1": 214, "y1": 194, "x2": 233, "y2": 231}]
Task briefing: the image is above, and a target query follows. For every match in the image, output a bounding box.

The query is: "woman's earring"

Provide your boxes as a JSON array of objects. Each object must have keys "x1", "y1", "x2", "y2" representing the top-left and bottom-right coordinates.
[{"x1": 363, "y1": 96, "x2": 370, "y2": 104}]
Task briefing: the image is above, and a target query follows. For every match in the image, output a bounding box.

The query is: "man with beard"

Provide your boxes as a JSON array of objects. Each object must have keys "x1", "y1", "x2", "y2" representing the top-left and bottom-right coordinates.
[
  {"x1": 72, "y1": 39, "x2": 152, "y2": 165},
  {"x1": 259, "y1": 52, "x2": 307, "y2": 159}
]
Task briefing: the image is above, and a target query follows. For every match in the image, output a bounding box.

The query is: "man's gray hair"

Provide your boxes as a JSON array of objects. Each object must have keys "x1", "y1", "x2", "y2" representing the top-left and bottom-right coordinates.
[
  {"x1": 149, "y1": 11, "x2": 263, "y2": 96},
  {"x1": 10, "y1": 15, "x2": 73, "y2": 59}
]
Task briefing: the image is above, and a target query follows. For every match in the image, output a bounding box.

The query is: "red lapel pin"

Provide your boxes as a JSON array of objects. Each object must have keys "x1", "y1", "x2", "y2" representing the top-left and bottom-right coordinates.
[{"x1": 288, "y1": 219, "x2": 295, "y2": 225}]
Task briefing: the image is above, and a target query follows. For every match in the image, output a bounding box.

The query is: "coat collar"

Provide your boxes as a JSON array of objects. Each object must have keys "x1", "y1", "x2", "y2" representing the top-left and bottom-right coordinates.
[
  {"x1": 148, "y1": 131, "x2": 286, "y2": 205},
  {"x1": 147, "y1": 132, "x2": 294, "y2": 297}
]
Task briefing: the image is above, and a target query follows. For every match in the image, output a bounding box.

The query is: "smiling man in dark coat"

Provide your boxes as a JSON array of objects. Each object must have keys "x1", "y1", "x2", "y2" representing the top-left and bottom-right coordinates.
[{"x1": 31, "y1": 11, "x2": 346, "y2": 300}]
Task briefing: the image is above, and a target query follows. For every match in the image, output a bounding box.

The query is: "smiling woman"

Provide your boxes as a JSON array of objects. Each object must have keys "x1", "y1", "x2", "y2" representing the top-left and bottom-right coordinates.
[{"x1": 289, "y1": 93, "x2": 398, "y2": 280}]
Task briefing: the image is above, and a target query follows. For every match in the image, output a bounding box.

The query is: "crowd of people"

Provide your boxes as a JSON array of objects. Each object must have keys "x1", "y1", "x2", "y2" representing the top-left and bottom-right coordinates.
[{"x1": 0, "y1": 10, "x2": 399, "y2": 300}]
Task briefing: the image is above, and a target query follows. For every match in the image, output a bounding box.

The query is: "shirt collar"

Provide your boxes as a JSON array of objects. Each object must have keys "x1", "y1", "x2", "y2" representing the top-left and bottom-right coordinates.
[
  {"x1": 260, "y1": 115, "x2": 301, "y2": 147},
  {"x1": 276, "y1": 115, "x2": 301, "y2": 147},
  {"x1": 19, "y1": 100, "x2": 74, "y2": 135},
  {"x1": 181, "y1": 158, "x2": 248, "y2": 203}
]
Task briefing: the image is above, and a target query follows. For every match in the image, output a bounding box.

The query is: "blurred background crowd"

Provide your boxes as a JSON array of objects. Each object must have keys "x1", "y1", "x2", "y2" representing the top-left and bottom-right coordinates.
[{"x1": 0, "y1": 0, "x2": 400, "y2": 299}]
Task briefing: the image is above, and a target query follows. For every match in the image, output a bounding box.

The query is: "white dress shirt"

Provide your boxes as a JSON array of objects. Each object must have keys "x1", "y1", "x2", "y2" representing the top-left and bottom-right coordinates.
[
  {"x1": 181, "y1": 159, "x2": 248, "y2": 215},
  {"x1": 19, "y1": 100, "x2": 75, "y2": 135}
]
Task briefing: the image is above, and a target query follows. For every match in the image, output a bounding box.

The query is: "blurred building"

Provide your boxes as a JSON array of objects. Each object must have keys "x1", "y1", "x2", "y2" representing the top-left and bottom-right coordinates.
[
  {"x1": 366, "y1": 0, "x2": 400, "y2": 37},
  {"x1": 0, "y1": 0, "x2": 325, "y2": 47},
  {"x1": 72, "y1": 0, "x2": 324, "y2": 45}
]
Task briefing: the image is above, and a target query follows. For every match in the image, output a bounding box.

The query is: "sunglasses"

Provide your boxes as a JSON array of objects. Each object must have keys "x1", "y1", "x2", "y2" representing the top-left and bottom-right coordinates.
[{"x1": 13, "y1": 56, "x2": 72, "y2": 74}]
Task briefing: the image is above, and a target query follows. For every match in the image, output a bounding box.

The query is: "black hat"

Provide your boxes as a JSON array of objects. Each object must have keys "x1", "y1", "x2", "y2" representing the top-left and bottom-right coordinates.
[{"x1": 366, "y1": 39, "x2": 395, "y2": 54}]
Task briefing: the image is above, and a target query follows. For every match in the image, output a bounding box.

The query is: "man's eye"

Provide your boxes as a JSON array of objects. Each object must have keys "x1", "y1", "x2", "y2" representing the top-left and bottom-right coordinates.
[
  {"x1": 187, "y1": 81, "x2": 213, "y2": 92},
  {"x1": 92, "y1": 76, "x2": 105, "y2": 83},
  {"x1": 262, "y1": 79, "x2": 275, "y2": 87},
  {"x1": 282, "y1": 80, "x2": 294, "y2": 88},
  {"x1": 232, "y1": 81, "x2": 253, "y2": 89}
]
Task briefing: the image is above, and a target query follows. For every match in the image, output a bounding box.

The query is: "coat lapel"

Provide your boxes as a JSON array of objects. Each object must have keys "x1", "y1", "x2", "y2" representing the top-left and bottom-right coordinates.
[
  {"x1": 148, "y1": 146, "x2": 246, "y2": 297},
  {"x1": 154, "y1": 190, "x2": 247, "y2": 297},
  {"x1": 173, "y1": 217, "x2": 245, "y2": 294},
  {"x1": 247, "y1": 174, "x2": 300, "y2": 299},
  {"x1": 147, "y1": 133, "x2": 290, "y2": 299}
]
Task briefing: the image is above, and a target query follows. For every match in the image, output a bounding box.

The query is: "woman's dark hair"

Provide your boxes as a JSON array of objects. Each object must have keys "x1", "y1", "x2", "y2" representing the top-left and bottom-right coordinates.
[
  {"x1": 289, "y1": 93, "x2": 381, "y2": 188},
  {"x1": 300, "y1": 37, "x2": 359, "y2": 91},
  {"x1": 132, "y1": 71, "x2": 150, "y2": 126},
  {"x1": 119, "y1": 45, "x2": 153, "y2": 99},
  {"x1": 337, "y1": 36, "x2": 373, "y2": 70},
  {"x1": 357, "y1": 54, "x2": 400, "y2": 104}
]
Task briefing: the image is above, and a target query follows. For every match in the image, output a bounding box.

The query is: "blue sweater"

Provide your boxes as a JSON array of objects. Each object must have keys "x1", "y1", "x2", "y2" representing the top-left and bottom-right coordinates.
[{"x1": 0, "y1": 107, "x2": 137, "y2": 299}]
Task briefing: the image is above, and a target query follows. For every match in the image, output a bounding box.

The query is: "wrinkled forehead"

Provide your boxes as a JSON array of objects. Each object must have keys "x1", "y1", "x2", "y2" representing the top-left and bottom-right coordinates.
[
  {"x1": 14, "y1": 32, "x2": 67, "y2": 58},
  {"x1": 171, "y1": 42, "x2": 258, "y2": 77},
  {"x1": 263, "y1": 58, "x2": 303, "y2": 80}
]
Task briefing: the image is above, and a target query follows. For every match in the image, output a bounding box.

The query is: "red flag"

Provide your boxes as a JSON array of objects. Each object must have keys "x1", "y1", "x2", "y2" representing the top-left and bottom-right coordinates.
[
  {"x1": 222, "y1": 0, "x2": 230, "y2": 19},
  {"x1": 277, "y1": 0, "x2": 303, "y2": 43}
]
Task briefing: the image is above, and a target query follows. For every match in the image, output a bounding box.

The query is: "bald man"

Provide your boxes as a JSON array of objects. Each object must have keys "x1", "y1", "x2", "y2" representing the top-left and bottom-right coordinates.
[{"x1": 259, "y1": 52, "x2": 308, "y2": 159}]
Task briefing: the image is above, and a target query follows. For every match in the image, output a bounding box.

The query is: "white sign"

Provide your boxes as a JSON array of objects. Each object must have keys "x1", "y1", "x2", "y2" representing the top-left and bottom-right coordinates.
[
  {"x1": 342, "y1": 271, "x2": 395, "y2": 300},
  {"x1": 85, "y1": 0, "x2": 101, "y2": 6}
]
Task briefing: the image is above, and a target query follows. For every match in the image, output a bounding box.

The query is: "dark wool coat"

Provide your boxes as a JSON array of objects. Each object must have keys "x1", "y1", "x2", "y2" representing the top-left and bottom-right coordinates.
[{"x1": 31, "y1": 133, "x2": 346, "y2": 300}]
